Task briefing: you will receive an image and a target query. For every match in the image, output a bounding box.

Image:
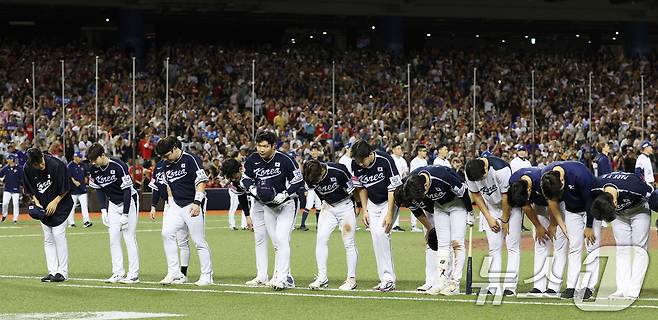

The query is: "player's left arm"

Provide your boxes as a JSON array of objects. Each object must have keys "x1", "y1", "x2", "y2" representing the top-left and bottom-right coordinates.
[
  {"x1": 191, "y1": 155, "x2": 209, "y2": 217},
  {"x1": 581, "y1": 172, "x2": 597, "y2": 245},
  {"x1": 384, "y1": 153, "x2": 402, "y2": 233}
]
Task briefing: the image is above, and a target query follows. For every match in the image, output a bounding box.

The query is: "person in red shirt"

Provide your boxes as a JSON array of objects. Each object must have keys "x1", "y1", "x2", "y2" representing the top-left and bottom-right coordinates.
[
  {"x1": 128, "y1": 159, "x2": 145, "y2": 191},
  {"x1": 138, "y1": 136, "x2": 154, "y2": 160}
]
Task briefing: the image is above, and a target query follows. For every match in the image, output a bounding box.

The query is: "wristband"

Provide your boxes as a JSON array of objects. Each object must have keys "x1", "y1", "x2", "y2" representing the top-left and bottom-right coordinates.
[
  {"x1": 194, "y1": 191, "x2": 205, "y2": 202},
  {"x1": 501, "y1": 219, "x2": 509, "y2": 223},
  {"x1": 193, "y1": 200, "x2": 202, "y2": 206}
]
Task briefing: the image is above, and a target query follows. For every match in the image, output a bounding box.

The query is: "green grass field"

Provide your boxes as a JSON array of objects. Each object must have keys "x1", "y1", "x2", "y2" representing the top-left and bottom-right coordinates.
[{"x1": 0, "y1": 210, "x2": 657, "y2": 319}]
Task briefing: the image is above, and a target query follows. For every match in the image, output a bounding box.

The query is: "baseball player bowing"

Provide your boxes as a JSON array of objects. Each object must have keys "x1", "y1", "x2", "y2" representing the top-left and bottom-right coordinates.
[
  {"x1": 303, "y1": 159, "x2": 359, "y2": 291},
  {"x1": 399, "y1": 165, "x2": 474, "y2": 295},
  {"x1": 590, "y1": 172, "x2": 653, "y2": 299},
  {"x1": 507, "y1": 167, "x2": 556, "y2": 296},
  {"x1": 464, "y1": 156, "x2": 517, "y2": 296},
  {"x1": 23, "y1": 148, "x2": 73, "y2": 282},
  {"x1": 150, "y1": 158, "x2": 191, "y2": 284},
  {"x1": 351, "y1": 140, "x2": 402, "y2": 292},
  {"x1": 540, "y1": 161, "x2": 599, "y2": 299},
  {"x1": 241, "y1": 131, "x2": 303, "y2": 291},
  {"x1": 156, "y1": 137, "x2": 213, "y2": 286},
  {"x1": 87, "y1": 144, "x2": 141, "y2": 284}
]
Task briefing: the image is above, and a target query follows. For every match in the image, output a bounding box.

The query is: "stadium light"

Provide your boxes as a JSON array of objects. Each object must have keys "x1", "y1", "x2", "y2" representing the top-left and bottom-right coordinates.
[
  {"x1": 475, "y1": 34, "x2": 480, "y2": 38},
  {"x1": 371, "y1": 25, "x2": 376, "y2": 30},
  {"x1": 524, "y1": 35, "x2": 528, "y2": 39},
  {"x1": 501, "y1": 39, "x2": 506, "y2": 43},
  {"x1": 576, "y1": 34, "x2": 580, "y2": 38},
  {"x1": 588, "y1": 40, "x2": 592, "y2": 44},
  {"x1": 426, "y1": 33, "x2": 431, "y2": 37},
  {"x1": 531, "y1": 38, "x2": 536, "y2": 44},
  {"x1": 309, "y1": 35, "x2": 314, "y2": 39},
  {"x1": 498, "y1": 80, "x2": 502, "y2": 84},
  {"x1": 105, "y1": 18, "x2": 110, "y2": 22},
  {"x1": 615, "y1": 31, "x2": 619, "y2": 35},
  {"x1": 322, "y1": 31, "x2": 327, "y2": 35},
  {"x1": 612, "y1": 37, "x2": 617, "y2": 41}
]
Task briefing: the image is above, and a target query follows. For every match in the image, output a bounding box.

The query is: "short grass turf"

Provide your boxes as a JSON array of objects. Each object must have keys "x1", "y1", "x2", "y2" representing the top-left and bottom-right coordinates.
[{"x1": 0, "y1": 210, "x2": 657, "y2": 319}]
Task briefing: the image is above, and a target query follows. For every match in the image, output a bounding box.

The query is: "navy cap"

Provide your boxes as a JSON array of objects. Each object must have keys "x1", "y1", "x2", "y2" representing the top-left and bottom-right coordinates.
[
  {"x1": 74, "y1": 151, "x2": 83, "y2": 158},
  {"x1": 28, "y1": 205, "x2": 46, "y2": 220},
  {"x1": 516, "y1": 145, "x2": 527, "y2": 151},
  {"x1": 256, "y1": 182, "x2": 277, "y2": 203},
  {"x1": 640, "y1": 140, "x2": 653, "y2": 150},
  {"x1": 7, "y1": 154, "x2": 16, "y2": 160}
]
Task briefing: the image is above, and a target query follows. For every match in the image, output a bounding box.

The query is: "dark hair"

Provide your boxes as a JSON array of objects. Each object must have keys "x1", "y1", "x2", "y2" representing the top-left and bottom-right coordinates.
[
  {"x1": 255, "y1": 131, "x2": 276, "y2": 146},
  {"x1": 392, "y1": 142, "x2": 403, "y2": 149},
  {"x1": 415, "y1": 144, "x2": 427, "y2": 152},
  {"x1": 155, "y1": 136, "x2": 178, "y2": 155},
  {"x1": 591, "y1": 193, "x2": 616, "y2": 222},
  {"x1": 26, "y1": 148, "x2": 44, "y2": 168},
  {"x1": 310, "y1": 143, "x2": 320, "y2": 151},
  {"x1": 393, "y1": 185, "x2": 410, "y2": 208},
  {"x1": 351, "y1": 140, "x2": 372, "y2": 162},
  {"x1": 403, "y1": 174, "x2": 426, "y2": 202},
  {"x1": 465, "y1": 159, "x2": 486, "y2": 181},
  {"x1": 508, "y1": 180, "x2": 530, "y2": 208},
  {"x1": 540, "y1": 170, "x2": 563, "y2": 200},
  {"x1": 221, "y1": 158, "x2": 241, "y2": 179},
  {"x1": 86, "y1": 143, "x2": 105, "y2": 162},
  {"x1": 302, "y1": 160, "x2": 324, "y2": 185}
]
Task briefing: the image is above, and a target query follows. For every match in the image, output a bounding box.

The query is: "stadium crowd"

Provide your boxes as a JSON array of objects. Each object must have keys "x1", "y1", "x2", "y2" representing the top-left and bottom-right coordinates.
[{"x1": 1, "y1": 41, "x2": 657, "y2": 188}]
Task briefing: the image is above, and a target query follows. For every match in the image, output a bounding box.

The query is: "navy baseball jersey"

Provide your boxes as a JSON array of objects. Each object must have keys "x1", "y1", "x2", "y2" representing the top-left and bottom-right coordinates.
[
  {"x1": 594, "y1": 153, "x2": 612, "y2": 177},
  {"x1": 410, "y1": 165, "x2": 473, "y2": 211},
  {"x1": 162, "y1": 152, "x2": 209, "y2": 207},
  {"x1": 306, "y1": 162, "x2": 354, "y2": 205},
  {"x1": 408, "y1": 197, "x2": 435, "y2": 218},
  {"x1": 228, "y1": 179, "x2": 251, "y2": 216},
  {"x1": 67, "y1": 161, "x2": 88, "y2": 195},
  {"x1": 148, "y1": 160, "x2": 169, "y2": 207},
  {"x1": 592, "y1": 172, "x2": 653, "y2": 211},
  {"x1": 241, "y1": 151, "x2": 304, "y2": 204},
  {"x1": 0, "y1": 164, "x2": 23, "y2": 193},
  {"x1": 23, "y1": 154, "x2": 74, "y2": 226},
  {"x1": 89, "y1": 158, "x2": 137, "y2": 213},
  {"x1": 542, "y1": 161, "x2": 596, "y2": 226},
  {"x1": 509, "y1": 167, "x2": 547, "y2": 206},
  {"x1": 352, "y1": 150, "x2": 402, "y2": 205}
]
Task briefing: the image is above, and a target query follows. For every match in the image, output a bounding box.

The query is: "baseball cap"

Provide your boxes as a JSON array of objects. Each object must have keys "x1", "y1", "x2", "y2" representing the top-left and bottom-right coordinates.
[
  {"x1": 516, "y1": 145, "x2": 527, "y2": 151},
  {"x1": 427, "y1": 227, "x2": 438, "y2": 251},
  {"x1": 640, "y1": 140, "x2": 653, "y2": 149},
  {"x1": 7, "y1": 154, "x2": 16, "y2": 160},
  {"x1": 344, "y1": 142, "x2": 352, "y2": 149},
  {"x1": 256, "y1": 181, "x2": 277, "y2": 203},
  {"x1": 28, "y1": 205, "x2": 46, "y2": 220},
  {"x1": 74, "y1": 151, "x2": 83, "y2": 158}
]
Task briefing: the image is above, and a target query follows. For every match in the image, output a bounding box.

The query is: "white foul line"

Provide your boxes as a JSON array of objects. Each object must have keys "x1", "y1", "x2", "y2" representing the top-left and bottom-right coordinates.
[
  {"x1": 56, "y1": 283, "x2": 658, "y2": 310},
  {"x1": 1, "y1": 274, "x2": 657, "y2": 305},
  {"x1": 0, "y1": 226, "x2": 231, "y2": 238}
]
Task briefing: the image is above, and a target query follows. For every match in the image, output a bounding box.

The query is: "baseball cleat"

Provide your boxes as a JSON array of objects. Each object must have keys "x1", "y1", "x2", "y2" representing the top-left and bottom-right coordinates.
[
  {"x1": 120, "y1": 277, "x2": 140, "y2": 284},
  {"x1": 194, "y1": 278, "x2": 213, "y2": 286},
  {"x1": 245, "y1": 277, "x2": 268, "y2": 286},
  {"x1": 410, "y1": 227, "x2": 423, "y2": 233},
  {"x1": 503, "y1": 289, "x2": 516, "y2": 296},
  {"x1": 173, "y1": 275, "x2": 188, "y2": 284},
  {"x1": 308, "y1": 277, "x2": 329, "y2": 290},
  {"x1": 543, "y1": 289, "x2": 559, "y2": 298},
  {"x1": 83, "y1": 221, "x2": 93, "y2": 228},
  {"x1": 338, "y1": 278, "x2": 357, "y2": 291},
  {"x1": 427, "y1": 276, "x2": 449, "y2": 295},
  {"x1": 105, "y1": 274, "x2": 124, "y2": 283},
  {"x1": 527, "y1": 288, "x2": 543, "y2": 298},
  {"x1": 41, "y1": 274, "x2": 54, "y2": 282},
  {"x1": 285, "y1": 275, "x2": 296, "y2": 288},
  {"x1": 416, "y1": 283, "x2": 432, "y2": 292},
  {"x1": 372, "y1": 282, "x2": 382, "y2": 291},
  {"x1": 392, "y1": 226, "x2": 405, "y2": 232},
  {"x1": 561, "y1": 288, "x2": 575, "y2": 299},
  {"x1": 159, "y1": 274, "x2": 185, "y2": 285},
  {"x1": 582, "y1": 288, "x2": 594, "y2": 300},
  {"x1": 230, "y1": 226, "x2": 238, "y2": 230},
  {"x1": 69, "y1": 224, "x2": 76, "y2": 228},
  {"x1": 379, "y1": 281, "x2": 396, "y2": 292},
  {"x1": 439, "y1": 280, "x2": 460, "y2": 296},
  {"x1": 1, "y1": 216, "x2": 6, "y2": 222},
  {"x1": 52, "y1": 273, "x2": 66, "y2": 282},
  {"x1": 271, "y1": 281, "x2": 287, "y2": 291}
]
